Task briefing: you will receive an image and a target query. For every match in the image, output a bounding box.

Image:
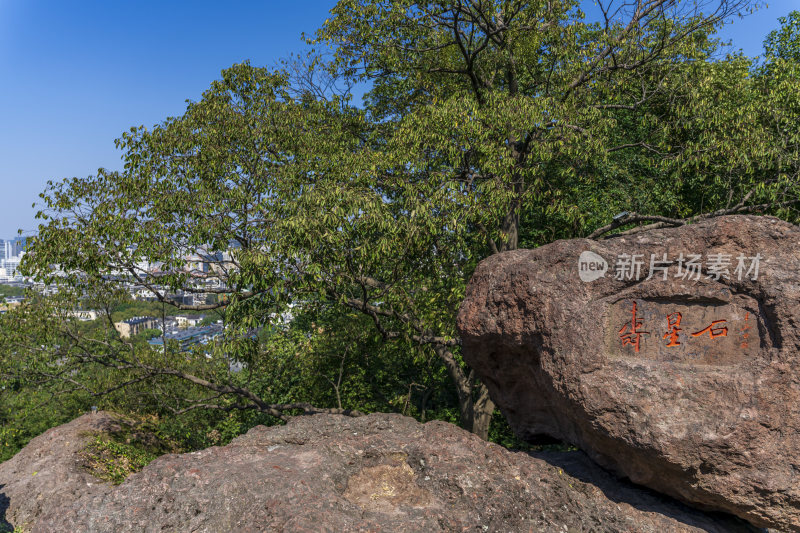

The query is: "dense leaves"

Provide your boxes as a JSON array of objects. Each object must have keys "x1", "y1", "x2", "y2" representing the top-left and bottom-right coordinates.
[{"x1": 3, "y1": 2, "x2": 800, "y2": 460}]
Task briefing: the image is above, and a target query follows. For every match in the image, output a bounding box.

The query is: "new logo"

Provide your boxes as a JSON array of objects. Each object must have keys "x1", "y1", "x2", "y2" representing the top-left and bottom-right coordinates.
[{"x1": 578, "y1": 251, "x2": 608, "y2": 282}]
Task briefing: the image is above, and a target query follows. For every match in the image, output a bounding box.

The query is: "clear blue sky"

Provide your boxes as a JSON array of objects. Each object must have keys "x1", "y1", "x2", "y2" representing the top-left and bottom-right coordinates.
[{"x1": 0, "y1": 0, "x2": 796, "y2": 238}]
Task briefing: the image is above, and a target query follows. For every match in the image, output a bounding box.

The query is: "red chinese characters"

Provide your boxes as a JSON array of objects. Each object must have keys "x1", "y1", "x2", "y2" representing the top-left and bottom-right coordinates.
[
  {"x1": 663, "y1": 312, "x2": 682, "y2": 347},
  {"x1": 619, "y1": 301, "x2": 650, "y2": 352},
  {"x1": 618, "y1": 301, "x2": 739, "y2": 355},
  {"x1": 740, "y1": 312, "x2": 751, "y2": 349},
  {"x1": 691, "y1": 320, "x2": 728, "y2": 339}
]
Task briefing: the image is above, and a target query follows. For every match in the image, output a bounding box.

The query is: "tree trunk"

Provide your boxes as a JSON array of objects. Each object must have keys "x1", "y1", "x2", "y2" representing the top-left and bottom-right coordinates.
[
  {"x1": 470, "y1": 381, "x2": 496, "y2": 441},
  {"x1": 453, "y1": 379, "x2": 496, "y2": 440},
  {"x1": 435, "y1": 345, "x2": 497, "y2": 439},
  {"x1": 456, "y1": 388, "x2": 475, "y2": 433},
  {"x1": 499, "y1": 207, "x2": 520, "y2": 252}
]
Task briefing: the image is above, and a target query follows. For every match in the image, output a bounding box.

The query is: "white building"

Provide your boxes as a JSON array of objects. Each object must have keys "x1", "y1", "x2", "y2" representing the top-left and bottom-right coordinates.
[
  {"x1": 176, "y1": 315, "x2": 205, "y2": 328},
  {"x1": 0, "y1": 247, "x2": 24, "y2": 281},
  {"x1": 68, "y1": 310, "x2": 100, "y2": 321}
]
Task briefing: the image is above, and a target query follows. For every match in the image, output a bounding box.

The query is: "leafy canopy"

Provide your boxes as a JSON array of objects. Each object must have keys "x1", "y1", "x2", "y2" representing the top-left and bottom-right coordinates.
[{"x1": 6, "y1": 1, "x2": 799, "y2": 446}]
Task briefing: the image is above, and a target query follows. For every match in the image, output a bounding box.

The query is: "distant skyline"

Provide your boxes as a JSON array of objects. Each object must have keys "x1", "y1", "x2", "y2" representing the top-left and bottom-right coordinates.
[{"x1": 1, "y1": 0, "x2": 797, "y2": 238}]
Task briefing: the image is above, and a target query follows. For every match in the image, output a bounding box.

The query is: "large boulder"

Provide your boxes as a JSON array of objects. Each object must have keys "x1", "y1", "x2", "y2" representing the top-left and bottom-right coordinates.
[
  {"x1": 2, "y1": 412, "x2": 758, "y2": 532},
  {"x1": 0, "y1": 412, "x2": 119, "y2": 531},
  {"x1": 457, "y1": 215, "x2": 800, "y2": 531}
]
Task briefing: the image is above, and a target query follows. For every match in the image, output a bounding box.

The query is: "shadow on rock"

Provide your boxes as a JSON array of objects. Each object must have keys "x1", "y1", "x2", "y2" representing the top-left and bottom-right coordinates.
[
  {"x1": 0, "y1": 486, "x2": 11, "y2": 532},
  {"x1": 533, "y1": 449, "x2": 762, "y2": 532}
]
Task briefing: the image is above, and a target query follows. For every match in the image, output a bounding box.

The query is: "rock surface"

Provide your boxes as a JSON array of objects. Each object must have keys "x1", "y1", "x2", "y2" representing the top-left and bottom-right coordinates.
[
  {"x1": 0, "y1": 412, "x2": 119, "y2": 531},
  {"x1": 457, "y1": 215, "x2": 800, "y2": 531},
  {"x1": 1, "y1": 412, "x2": 760, "y2": 532}
]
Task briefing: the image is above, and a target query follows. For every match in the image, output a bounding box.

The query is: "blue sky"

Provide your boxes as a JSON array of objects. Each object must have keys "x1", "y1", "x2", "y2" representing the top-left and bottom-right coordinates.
[{"x1": 0, "y1": 0, "x2": 797, "y2": 238}]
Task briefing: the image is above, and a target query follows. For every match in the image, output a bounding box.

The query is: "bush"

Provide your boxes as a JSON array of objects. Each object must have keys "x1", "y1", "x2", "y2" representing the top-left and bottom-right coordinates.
[{"x1": 80, "y1": 434, "x2": 158, "y2": 484}]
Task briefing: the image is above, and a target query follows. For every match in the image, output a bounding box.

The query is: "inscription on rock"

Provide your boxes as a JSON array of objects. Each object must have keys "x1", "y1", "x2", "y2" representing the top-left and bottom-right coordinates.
[{"x1": 607, "y1": 299, "x2": 760, "y2": 365}]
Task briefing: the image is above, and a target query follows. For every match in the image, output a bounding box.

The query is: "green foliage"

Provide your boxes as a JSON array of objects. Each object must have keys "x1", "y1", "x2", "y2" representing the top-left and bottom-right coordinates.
[
  {"x1": 0, "y1": 284, "x2": 25, "y2": 300},
  {"x1": 0, "y1": 386, "x2": 91, "y2": 463},
  {"x1": 3, "y1": 0, "x2": 799, "y2": 461},
  {"x1": 764, "y1": 10, "x2": 800, "y2": 62},
  {"x1": 80, "y1": 434, "x2": 158, "y2": 484},
  {"x1": 135, "y1": 328, "x2": 162, "y2": 341},
  {"x1": 109, "y1": 300, "x2": 176, "y2": 322}
]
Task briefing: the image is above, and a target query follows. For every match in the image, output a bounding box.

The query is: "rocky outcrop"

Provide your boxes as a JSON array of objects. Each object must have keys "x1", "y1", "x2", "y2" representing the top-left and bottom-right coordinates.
[
  {"x1": 457, "y1": 215, "x2": 800, "y2": 531},
  {"x1": 1, "y1": 412, "x2": 759, "y2": 532},
  {"x1": 0, "y1": 412, "x2": 120, "y2": 531}
]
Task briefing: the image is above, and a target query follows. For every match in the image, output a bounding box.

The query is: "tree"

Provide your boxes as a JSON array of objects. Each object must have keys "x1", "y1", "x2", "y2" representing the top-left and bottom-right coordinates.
[
  {"x1": 764, "y1": 10, "x2": 800, "y2": 62},
  {"x1": 12, "y1": 64, "x2": 455, "y2": 435},
  {"x1": 11, "y1": 0, "x2": 798, "y2": 443},
  {"x1": 308, "y1": 0, "x2": 796, "y2": 436}
]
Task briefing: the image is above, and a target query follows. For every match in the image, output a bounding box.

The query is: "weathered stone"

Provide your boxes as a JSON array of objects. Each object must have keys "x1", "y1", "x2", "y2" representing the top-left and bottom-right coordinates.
[
  {"x1": 0, "y1": 412, "x2": 119, "y2": 531},
  {"x1": 457, "y1": 215, "x2": 800, "y2": 531},
  {"x1": 2, "y1": 412, "x2": 760, "y2": 532}
]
